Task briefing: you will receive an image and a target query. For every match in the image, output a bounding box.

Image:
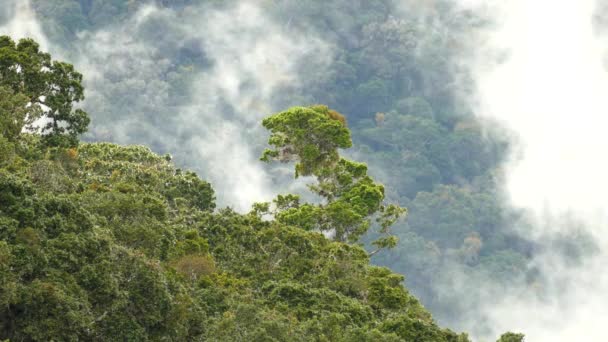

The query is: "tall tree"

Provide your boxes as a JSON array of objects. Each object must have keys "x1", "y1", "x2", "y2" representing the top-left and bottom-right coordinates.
[
  {"x1": 0, "y1": 36, "x2": 89, "y2": 147},
  {"x1": 261, "y1": 105, "x2": 405, "y2": 250}
]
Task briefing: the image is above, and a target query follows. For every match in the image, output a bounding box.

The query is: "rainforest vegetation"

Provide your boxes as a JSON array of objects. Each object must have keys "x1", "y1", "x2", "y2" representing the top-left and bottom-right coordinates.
[
  {"x1": 1, "y1": 35, "x2": 472, "y2": 341},
  {"x1": 0, "y1": 0, "x2": 535, "y2": 340}
]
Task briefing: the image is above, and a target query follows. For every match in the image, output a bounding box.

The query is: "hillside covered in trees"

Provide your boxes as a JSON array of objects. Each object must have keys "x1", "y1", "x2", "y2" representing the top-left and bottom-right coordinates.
[
  {"x1": 0, "y1": 35, "x2": 530, "y2": 341},
  {"x1": 0, "y1": 120, "x2": 464, "y2": 340}
]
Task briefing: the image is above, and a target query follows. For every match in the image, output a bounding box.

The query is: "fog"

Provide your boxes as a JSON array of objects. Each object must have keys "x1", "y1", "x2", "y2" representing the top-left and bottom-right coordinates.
[
  {"x1": 1, "y1": 0, "x2": 330, "y2": 212},
  {"x1": 463, "y1": 0, "x2": 608, "y2": 340},
  {"x1": 0, "y1": 0, "x2": 47, "y2": 49}
]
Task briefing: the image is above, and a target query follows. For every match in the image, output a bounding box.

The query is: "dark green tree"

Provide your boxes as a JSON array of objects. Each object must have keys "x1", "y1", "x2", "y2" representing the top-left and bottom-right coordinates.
[
  {"x1": 0, "y1": 86, "x2": 38, "y2": 142},
  {"x1": 0, "y1": 36, "x2": 89, "y2": 147},
  {"x1": 497, "y1": 332, "x2": 525, "y2": 342}
]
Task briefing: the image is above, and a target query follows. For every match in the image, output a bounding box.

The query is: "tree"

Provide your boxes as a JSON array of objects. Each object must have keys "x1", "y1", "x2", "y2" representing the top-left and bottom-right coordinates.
[
  {"x1": 0, "y1": 86, "x2": 36, "y2": 166},
  {"x1": 497, "y1": 332, "x2": 525, "y2": 342},
  {"x1": 261, "y1": 105, "x2": 406, "y2": 246},
  {"x1": 0, "y1": 36, "x2": 89, "y2": 147},
  {"x1": 261, "y1": 105, "x2": 352, "y2": 177},
  {"x1": 0, "y1": 87, "x2": 38, "y2": 142}
]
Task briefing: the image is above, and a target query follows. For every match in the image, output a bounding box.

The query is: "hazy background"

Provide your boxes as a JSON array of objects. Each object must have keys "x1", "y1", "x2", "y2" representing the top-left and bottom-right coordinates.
[
  {"x1": 2, "y1": 0, "x2": 608, "y2": 340},
  {"x1": 1, "y1": 0, "x2": 333, "y2": 211},
  {"x1": 460, "y1": 0, "x2": 608, "y2": 340}
]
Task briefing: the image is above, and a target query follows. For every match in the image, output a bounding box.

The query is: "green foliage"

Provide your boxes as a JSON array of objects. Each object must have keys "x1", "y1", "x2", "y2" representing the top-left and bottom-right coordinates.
[
  {"x1": 0, "y1": 131, "x2": 470, "y2": 341},
  {"x1": 497, "y1": 332, "x2": 525, "y2": 342},
  {"x1": 0, "y1": 136, "x2": 14, "y2": 166},
  {"x1": 261, "y1": 106, "x2": 352, "y2": 178},
  {"x1": 0, "y1": 36, "x2": 89, "y2": 147},
  {"x1": 262, "y1": 106, "x2": 406, "y2": 246},
  {"x1": 164, "y1": 170, "x2": 217, "y2": 211},
  {"x1": 0, "y1": 87, "x2": 34, "y2": 142}
]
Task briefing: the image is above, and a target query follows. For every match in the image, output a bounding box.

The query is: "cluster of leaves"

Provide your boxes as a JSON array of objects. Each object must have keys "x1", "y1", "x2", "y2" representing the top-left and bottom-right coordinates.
[
  {"x1": 0, "y1": 36, "x2": 89, "y2": 147},
  {"x1": 497, "y1": 333, "x2": 525, "y2": 342},
  {"x1": 257, "y1": 105, "x2": 523, "y2": 340},
  {"x1": 260, "y1": 106, "x2": 404, "y2": 250}
]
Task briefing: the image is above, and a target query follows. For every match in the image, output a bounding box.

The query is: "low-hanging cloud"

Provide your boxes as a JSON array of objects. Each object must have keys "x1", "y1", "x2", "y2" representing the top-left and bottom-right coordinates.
[
  {"x1": 0, "y1": 0, "x2": 48, "y2": 49},
  {"x1": 459, "y1": 0, "x2": 608, "y2": 340},
  {"x1": 4, "y1": 0, "x2": 333, "y2": 212}
]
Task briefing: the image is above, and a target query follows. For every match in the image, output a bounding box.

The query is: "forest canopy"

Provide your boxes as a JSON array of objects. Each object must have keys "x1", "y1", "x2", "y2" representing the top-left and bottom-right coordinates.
[{"x1": 0, "y1": 36, "x2": 89, "y2": 147}]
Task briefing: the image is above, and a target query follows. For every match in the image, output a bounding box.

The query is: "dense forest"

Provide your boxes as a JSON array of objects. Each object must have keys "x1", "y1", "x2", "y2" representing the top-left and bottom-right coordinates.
[{"x1": 0, "y1": 0, "x2": 547, "y2": 340}]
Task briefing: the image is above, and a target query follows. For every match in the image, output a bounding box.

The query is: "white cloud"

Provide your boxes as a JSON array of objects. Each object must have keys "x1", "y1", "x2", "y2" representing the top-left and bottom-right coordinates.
[
  {"x1": 462, "y1": 0, "x2": 608, "y2": 340},
  {"x1": 0, "y1": 0, "x2": 48, "y2": 49},
  {"x1": 1, "y1": 0, "x2": 332, "y2": 212},
  {"x1": 6, "y1": 1, "x2": 332, "y2": 212}
]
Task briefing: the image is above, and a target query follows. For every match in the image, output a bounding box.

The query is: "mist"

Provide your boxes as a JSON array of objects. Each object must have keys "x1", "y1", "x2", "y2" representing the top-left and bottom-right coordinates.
[
  {"x1": 79, "y1": 2, "x2": 332, "y2": 211},
  {"x1": 461, "y1": 0, "x2": 608, "y2": 340},
  {"x1": 0, "y1": 0, "x2": 48, "y2": 49},
  {"x1": 0, "y1": 0, "x2": 331, "y2": 212}
]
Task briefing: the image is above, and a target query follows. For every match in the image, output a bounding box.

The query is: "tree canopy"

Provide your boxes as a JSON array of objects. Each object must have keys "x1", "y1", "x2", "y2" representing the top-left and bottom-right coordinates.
[
  {"x1": 261, "y1": 105, "x2": 405, "y2": 247},
  {"x1": 0, "y1": 127, "x2": 471, "y2": 341},
  {"x1": 0, "y1": 36, "x2": 89, "y2": 147},
  {"x1": 497, "y1": 332, "x2": 525, "y2": 342}
]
